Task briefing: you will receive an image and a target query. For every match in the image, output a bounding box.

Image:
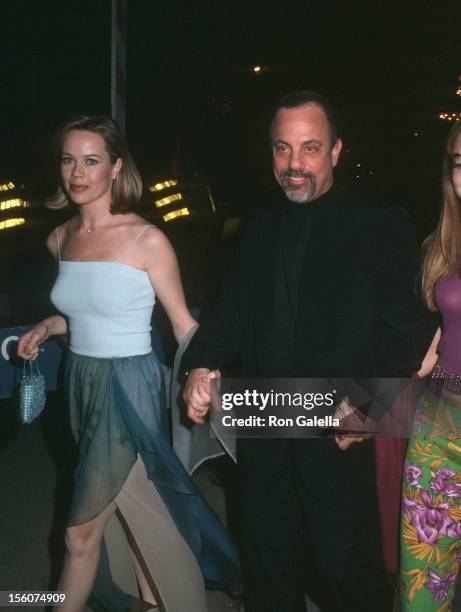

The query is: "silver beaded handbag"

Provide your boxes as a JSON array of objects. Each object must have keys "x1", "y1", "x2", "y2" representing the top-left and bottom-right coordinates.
[{"x1": 19, "y1": 359, "x2": 46, "y2": 424}]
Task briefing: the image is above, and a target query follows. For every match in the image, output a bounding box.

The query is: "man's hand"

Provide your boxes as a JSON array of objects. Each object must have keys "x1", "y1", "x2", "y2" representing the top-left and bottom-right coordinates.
[
  {"x1": 334, "y1": 398, "x2": 374, "y2": 450},
  {"x1": 183, "y1": 368, "x2": 221, "y2": 424}
]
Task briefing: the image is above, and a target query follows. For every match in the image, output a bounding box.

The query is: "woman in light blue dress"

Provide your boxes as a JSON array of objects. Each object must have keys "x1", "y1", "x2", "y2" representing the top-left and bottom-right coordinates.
[{"x1": 17, "y1": 116, "x2": 239, "y2": 612}]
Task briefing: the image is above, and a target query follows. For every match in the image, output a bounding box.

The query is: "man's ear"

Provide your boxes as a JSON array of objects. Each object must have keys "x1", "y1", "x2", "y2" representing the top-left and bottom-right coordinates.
[{"x1": 331, "y1": 138, "x2": 343, "y2": 168}]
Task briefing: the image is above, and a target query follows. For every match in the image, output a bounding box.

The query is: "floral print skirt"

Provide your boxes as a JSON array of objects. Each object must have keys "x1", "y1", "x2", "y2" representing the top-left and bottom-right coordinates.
[{"x1": 400, "y1": 387, "x2": 461, "y2": 611}]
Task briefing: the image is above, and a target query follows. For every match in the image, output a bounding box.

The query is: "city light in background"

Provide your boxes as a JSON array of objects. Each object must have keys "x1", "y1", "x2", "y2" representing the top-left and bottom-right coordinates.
[
  {"x1": 149, "y1": 179, "x2": 178, "y2": 192},
  {"x1": 0, "y1": 198, "x2": 28, "y2": 211},
  {"x1": 437, "y1": 75, "x2": 460, "y2": 121},
  {"x1": 439, "y1": 112, "x2": 461, "y2": 121},
  {"x1": 0, "y1": 217, "x2": 25, "y2": 231},
  {"x1": 163, "y1": 207, "x2": 190, "y2": 222},
  {"x1": 154, "y1": 193, "x2": 183, "y2": 208}
]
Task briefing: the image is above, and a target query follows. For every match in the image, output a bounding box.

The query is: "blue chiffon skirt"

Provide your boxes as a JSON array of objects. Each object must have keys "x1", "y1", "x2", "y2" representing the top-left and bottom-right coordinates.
[{"x1": 65, "y1": 350, "x2": 240, "y2": 611}]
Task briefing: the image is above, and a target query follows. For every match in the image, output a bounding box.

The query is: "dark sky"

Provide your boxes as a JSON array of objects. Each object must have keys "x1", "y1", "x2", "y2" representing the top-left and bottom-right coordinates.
[{"x1": 1, "y1": 0, "x2": 460, "y2": 215}]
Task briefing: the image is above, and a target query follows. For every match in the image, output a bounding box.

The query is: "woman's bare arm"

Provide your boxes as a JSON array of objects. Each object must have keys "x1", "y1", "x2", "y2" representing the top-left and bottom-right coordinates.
[
  {"x1": 17, "y1": 315, "x2": 68, "y2": 360},
  {"x1": 417, "y1": 327, "x2": 441, "y2": 378},
  {"x1": 143, "y1": 227, "x2": 197, "y2": 343}
]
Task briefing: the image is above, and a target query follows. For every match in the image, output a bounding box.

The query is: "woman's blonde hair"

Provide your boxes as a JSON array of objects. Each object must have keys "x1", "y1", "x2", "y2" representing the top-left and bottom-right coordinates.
[
  {"x1": 422, "y1": 121, "x2": 461, "y2": 310},
  {"x1": 46, "y1": 115, "x2": 142, "y2": 213}
]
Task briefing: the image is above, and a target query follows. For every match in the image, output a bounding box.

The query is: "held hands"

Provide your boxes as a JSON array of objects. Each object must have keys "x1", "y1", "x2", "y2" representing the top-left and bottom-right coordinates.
[
  {"x1": 17, "y1": 324, "x2": 49, "y2": 361},
  {"x1": 334, "y1": 397, "x2": 375, "y2": 451},
  {"x1": 184, "y1": 368, "x2": 221, "y2": 424}
]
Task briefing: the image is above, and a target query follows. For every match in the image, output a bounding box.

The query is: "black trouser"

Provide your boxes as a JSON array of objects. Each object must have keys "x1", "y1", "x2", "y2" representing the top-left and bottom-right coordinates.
[{"x1": 237, "y1": 437, "x2": 393, "y2": 612}]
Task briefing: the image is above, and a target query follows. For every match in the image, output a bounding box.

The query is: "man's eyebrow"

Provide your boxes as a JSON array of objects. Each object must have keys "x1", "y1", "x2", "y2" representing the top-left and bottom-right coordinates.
[
  {"x1": 271, "y1": 139, "x2": 322, "y2": 146},
  {"x1": 301, "y1": 139, "x2": 322, "y2": 146}
]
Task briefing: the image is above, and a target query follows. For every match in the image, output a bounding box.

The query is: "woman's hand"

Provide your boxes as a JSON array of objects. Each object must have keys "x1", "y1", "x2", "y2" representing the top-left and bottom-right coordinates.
[
  {"x1": 184, "y1": 368, "x2": 221, "y2": 424},
  {"x1": 17, "y1": 324, "x2": 49, "y2": 360},
  {"x1": 334, "y1": 397, "x2": 374, "y2": 450}
]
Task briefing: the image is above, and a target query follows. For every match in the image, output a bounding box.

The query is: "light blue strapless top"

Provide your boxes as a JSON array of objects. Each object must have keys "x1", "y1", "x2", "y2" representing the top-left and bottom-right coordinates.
[{"x1": 51, "y1": 261, "x2": 155, "y2": 358}]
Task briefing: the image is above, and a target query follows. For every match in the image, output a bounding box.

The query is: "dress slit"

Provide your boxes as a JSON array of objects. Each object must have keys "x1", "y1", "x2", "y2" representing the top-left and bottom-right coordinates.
[
  {"x1": 65, "y1": 351, "x2": 239, "y2": 611},
  {"x1": 107, "y1": 456, "x2": 208, "y2": 612}
]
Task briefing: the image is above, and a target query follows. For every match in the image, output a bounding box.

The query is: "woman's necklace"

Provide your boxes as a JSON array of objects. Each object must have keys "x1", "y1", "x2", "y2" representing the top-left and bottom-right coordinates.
[{"x1": 81, "y1": 215, "x2": 111, "y2": 234}]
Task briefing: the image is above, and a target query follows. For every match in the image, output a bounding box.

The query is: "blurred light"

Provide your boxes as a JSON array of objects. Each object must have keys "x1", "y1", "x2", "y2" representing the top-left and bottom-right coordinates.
[
  {"x1": 163, "y1": 207, "x2": 190, "y2": 222},
  {"x1": 355, "y1": 174, "x2": 360, "y2": 179},
  {"x1": 0, "y1": 198, "x2": 28, "y2": 210},
  {"x1": 155, "y1": 193, "x2": 183, "y2": 208},
  {"x1": 0, "y1": 217, "x2": 25, "y2": 230},
  {"x1": 457, "y1": 88, "x2": 461, "y2": 96},
  {"x1": 414, "y1": 132, "x2": 419, "y2": 136},
  {"x1": 253, "y1": 65, "x2": 262, "y2": 73},
  {"x1": 206, "y1": 185, "x2": 216, "y2": 213},
  {"x1": 439, "y1": 112, "x2": 460, "y2": 121},
  {"x1": 356, "y1": 163, "x2": 361, "y2": 167},
  {"x1": 149, "y1": 179, "x2": 178, "y2": 192},
  {"x1": 0, "y1": 181, "x2": 15, "y2": 192}
]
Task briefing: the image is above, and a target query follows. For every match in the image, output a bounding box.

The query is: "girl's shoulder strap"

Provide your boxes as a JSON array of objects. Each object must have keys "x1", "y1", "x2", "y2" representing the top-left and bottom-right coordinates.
[{"x1": 117, "y1": 224, "x2": 155, "y2": 263}]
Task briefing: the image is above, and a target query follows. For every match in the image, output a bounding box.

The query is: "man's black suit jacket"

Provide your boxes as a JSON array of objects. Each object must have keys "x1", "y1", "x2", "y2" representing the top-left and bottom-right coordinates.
[{"x1": 184, "y1": 185, "x2": 424, "y2": 385}]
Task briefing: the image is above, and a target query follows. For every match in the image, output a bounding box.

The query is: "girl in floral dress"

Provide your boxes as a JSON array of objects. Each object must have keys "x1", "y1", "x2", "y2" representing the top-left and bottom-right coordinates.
[{"x1": 400, "y1": 120, "x2": 461, "y2": 611}]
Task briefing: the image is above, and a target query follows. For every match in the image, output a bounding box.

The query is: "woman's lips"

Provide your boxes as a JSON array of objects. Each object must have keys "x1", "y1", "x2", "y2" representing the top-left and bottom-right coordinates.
[{"x1": 70, "y1": 185, "x2": 88, "y2": 192}]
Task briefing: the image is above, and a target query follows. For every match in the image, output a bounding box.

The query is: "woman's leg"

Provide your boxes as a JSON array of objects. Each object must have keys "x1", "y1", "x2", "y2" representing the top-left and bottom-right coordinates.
[
  {"x1": 57, "y1": 502, "x2": 116, "y2": 612},
  {"x1": 112, "y1": 455, "x2": 208, "y2": 612},
  {"x1": 129, "y1": 546, "x2": 158, "y2": 607},
  {"x1": 118, "y1": 502, "x2": 158, "y2": 607}
]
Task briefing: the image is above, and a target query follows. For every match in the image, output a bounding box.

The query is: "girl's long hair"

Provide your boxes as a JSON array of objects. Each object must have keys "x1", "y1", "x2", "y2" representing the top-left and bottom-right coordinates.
[{"x1": 422, "y1": 121, "x2": 461, "y2": 310}]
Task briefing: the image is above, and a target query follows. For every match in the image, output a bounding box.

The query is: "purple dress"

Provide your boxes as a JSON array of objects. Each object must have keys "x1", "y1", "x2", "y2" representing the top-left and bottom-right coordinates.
[{"x1": 435, "y1": 274, "x2": 461, "y2": 375}]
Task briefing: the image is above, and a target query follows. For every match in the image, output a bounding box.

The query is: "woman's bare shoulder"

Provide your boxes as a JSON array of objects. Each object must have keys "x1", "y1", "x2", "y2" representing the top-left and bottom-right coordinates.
[
  {"x1": 139, "y1": 223, "x2": 169, "y2": 249},
  {"x1": 46, "y1": 218, "x2": 76, "y2": 258},
  {"x1": 115, "y1": 213, "x2": 152, "y2": 233},
  {"x1": 135, "y1": 224, "x2": 175, "y2": 269}
]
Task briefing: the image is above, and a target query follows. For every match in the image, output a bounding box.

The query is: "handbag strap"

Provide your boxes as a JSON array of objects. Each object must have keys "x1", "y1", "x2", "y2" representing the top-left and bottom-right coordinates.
[{"x1": 23, "y1": 359, "x2": 41, "y2": 377}]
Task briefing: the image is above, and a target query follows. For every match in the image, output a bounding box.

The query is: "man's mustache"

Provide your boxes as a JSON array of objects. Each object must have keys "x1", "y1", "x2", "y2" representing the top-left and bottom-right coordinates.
[{"x1": 281, "y1": 170, "x2": 314, "y2": 179}]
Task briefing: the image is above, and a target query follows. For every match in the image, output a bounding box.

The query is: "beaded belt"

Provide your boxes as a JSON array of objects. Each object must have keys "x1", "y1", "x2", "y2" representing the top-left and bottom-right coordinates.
[{"x1": 430, "y1": 363, "x2": 461, "y2": 394}]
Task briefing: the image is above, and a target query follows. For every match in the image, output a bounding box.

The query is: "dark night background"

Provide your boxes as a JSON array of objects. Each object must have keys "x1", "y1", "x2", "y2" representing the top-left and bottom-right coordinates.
[{"x1": 1, "y1": 0, "x2": 460, "y2": 237}]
